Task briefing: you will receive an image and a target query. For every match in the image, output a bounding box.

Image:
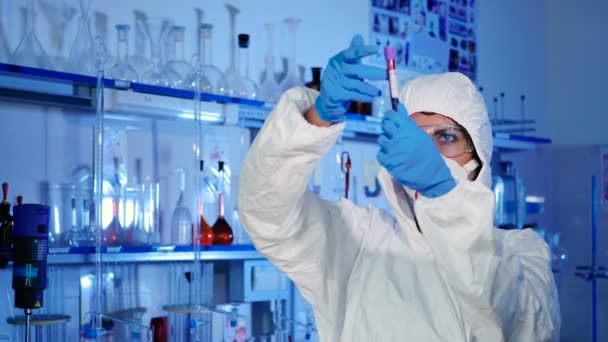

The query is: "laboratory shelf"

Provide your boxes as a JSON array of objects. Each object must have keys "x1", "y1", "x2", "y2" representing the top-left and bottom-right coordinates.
[
  {"x1": 0, "y1": 62, "x2": 265, "y2": 109},
  {"x1": 0, "y1": 245, "x2": 263, "y2": 266},
  {"x1": 0, "y1": 62, "x2": 552, "y2": 149}
]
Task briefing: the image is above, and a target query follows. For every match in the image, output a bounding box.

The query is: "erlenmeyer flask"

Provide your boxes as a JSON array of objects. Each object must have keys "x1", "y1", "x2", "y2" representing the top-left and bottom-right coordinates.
[
  {"x1": 9, "y1": 0, "x2": 52, "y2": 69},
  {"x1": 186, "y1": 23, "x2": 225, "y2": 95},
  {"x1": 109, "y1": 24, "x2": 138, "y2": 85},
  {"x1": 279, "y1": 18, "x2": 304, "y2": 92},
  {"x1": 227, "y1": 34, "x2": 257, "y2": 99},
  {"x1": 129, "y1": 10, "x2": 153, "y2": 77},
  {"x1": 66, "y1": 0, "x2": 95, "y2": 75},
  {"x1": 258, "y1": 24, "x2": 282, "y2": 102},
  {"x1": 165, "y1": 26, "x2": 193, "y2": 89},
  {"x1": 39, "y1": 0, "x2": 76, "y2": 71},
  {"x1": 141, "y1": 17, "x2": 173, "y2": 87}
]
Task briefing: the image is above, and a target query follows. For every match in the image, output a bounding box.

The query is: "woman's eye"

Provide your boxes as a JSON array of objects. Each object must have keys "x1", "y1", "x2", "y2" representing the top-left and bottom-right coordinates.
[{"x1": 436, "y1": 132, "x2": 459, "y2": 144}]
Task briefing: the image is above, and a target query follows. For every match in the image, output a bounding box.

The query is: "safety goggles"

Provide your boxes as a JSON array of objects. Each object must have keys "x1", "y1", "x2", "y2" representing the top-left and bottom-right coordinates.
[{"x1": 419, "y1": 125, "x2": 475, "y2": 158}]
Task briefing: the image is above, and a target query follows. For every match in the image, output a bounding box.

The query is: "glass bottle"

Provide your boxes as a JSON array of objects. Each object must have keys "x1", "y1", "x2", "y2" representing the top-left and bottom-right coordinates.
[
  {"x1": 212, "y1": 161, "x2": 233, "y2": 245},
  {"x1": 227, "y1": 34, "x2": 258, "y2": 99},
  {"x1": 199, "y1": 161, "x2": 214, "y2": 246},
  {"x1": 9, "y1": 0, "x2": 52, "y2": 69},
  {"x1": 0, "y1": 182, "x2": 13, "y2": 248},
  {"x1": 64, "y1": 197, "x2": 81, "y2": 246},
  {"x1": 78, "y1": 198, "x2": 95, "y2": 246},
  {"x1": 305, "y1": 67, "x2": 322, "y2": 91},
  {"x1": 258, "y1": 24, "x2": 282, "y2": 103},
  {"x1": 109, "y1": 24, "x2": 138, "y2": 87},
  {"x1": 66, "y1": 0, "x2": 95, "y2": 75},
  {"x1": 165, "y1": 26, "x2": 193, "y2": 89},
  {"x1": 141, "y1": 17, "x2": 173, "y2": 87},
  {"x1": 218, "y1": 5, "x2": 240, "y2": 95},
  {"x1": 279, "y1": 18, "x2": 303, "y2": 92}
]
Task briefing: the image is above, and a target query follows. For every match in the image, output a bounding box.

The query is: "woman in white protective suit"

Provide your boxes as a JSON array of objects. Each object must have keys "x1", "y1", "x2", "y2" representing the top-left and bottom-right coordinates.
[{"x1": 238, "y1": 35, "x2": 560, "y2": 341}]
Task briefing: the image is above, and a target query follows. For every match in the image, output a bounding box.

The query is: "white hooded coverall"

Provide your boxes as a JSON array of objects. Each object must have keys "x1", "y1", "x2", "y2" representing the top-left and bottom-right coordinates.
[{"x1": 238, "y1": 73, "x2": 560, "y2": 341}]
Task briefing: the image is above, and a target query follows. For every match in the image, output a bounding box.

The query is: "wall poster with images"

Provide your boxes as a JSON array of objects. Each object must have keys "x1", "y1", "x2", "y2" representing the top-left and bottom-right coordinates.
[{"x1": 370, "y1": 0, "x2": 477, "y2": 80}]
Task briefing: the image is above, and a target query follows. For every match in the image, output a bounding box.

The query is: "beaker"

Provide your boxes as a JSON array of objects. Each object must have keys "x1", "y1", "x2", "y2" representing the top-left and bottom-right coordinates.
[
  {"x1": 9, "y1": 0, "x2": 52, "y2": 69},
  {"x1": 279, "y1": 18, "x2": 303, "y2": 92},
  {"x1": 66, "y1": 0, "x2": 95, "y2": 75},
  {"x1": 7, "y1": 314, "x2": 70, "y2": 342},
  {"x1": 165, "y1": 26, "x2": 193, "y2": 89},
  {"x1": 39, "y1": 0, "x2": 76, "y2": 71},
  {"x1": 140, "y1": 17, "x2": 173, "y2": 87},
  {"x1": 226, "y1": 34, "x2": 258, "y2": 100},
  {"x1": 258, "y1": 24, "x2": 282, "y2": 102},
  {"x1": 109, "y1": 24, "x2": 138, "y2": 86}
]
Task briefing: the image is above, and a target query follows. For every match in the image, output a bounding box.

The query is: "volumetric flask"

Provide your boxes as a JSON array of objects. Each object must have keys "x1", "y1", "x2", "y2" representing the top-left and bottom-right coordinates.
[
  {"x1": 109, "y1": 24, "x2": 138, "y2": 85},
  {"x1": 140, "y1": 17, "x2": 173, "y2": 87},
  {"x1": 165, "y1": 26, "x2": 193, "y2": 89}
]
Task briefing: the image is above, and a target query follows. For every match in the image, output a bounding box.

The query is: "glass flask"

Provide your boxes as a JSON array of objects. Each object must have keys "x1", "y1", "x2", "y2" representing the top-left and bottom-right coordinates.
[
  {"x1": 109, "y1": 24, "x2": 138, "y2": 86},
  {"x1": 0, "y1": 0, "x2": 10, "y2": 63},
  {"x1": 94, "y1": 11, "x2": 114, "y2": 72},
  {"x1": 140, "y1": 17, "x2": 173, "y2": 87},
  {"x1": 66, "y1": 0, "x2": 95, "y2": 75},
  {"x1": 218, "y1": 4, "x2": 240, "y2": 95},
  {"x1": 212, "y1": 161, "x2": 233, "y2": 245},
  {"x1": 165, "y1": 26, "x2": 193, "y2": 89},
  {"x1": 171, "y1": 169, "x2": 193, "y2": 245},
  {"x1": 186, "y1": 23, "x2": 224, "y2": 95},
  {"x1": 129, "y1": 10, "x2": 153, "y2": 77},
  {"x1": 198, "y1": 161, "x2": 214, "y2": 246},
  {"x1": 226, "y1": 34, "x2": 258, "y2": 99},
  {"x1": 64, "y1": 197, "x2": 81, "y2": 246},
  {"x1": 279, "y1": 18, "x2": 304, "y2": 92},
  {"x1": 38, "y1": 0, "x2": 76, "y2": 71},
  {"x1": 258, "y1": 24, "x2": 282, "y2": 102},
  {"x1": 78, "y1": 198, "x2": 95, "y2": 246},
  {"x1": 9, "y1": 0, "x2": 52, "y2": 69}
]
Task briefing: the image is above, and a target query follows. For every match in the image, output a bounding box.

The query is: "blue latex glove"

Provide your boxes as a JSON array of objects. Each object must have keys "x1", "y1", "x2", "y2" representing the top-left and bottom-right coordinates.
[
  {"x1": 376, "y1": 104, "x2": 456, "y2": 198},
  {"x1": 315, "y1": 34, "x2": 386, "y2": 122}
]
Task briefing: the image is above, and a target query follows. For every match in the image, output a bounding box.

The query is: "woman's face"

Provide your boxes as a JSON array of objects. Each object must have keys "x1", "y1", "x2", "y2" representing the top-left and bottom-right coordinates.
[{"x1": 410, "y1": 112, "x2": 474, "y2": 166}]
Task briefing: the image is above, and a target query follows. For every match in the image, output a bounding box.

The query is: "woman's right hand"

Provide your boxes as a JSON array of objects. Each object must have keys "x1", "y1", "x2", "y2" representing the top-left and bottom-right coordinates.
[{"x1": 314, "y1": 34, "x2": 386, "y2": 123}]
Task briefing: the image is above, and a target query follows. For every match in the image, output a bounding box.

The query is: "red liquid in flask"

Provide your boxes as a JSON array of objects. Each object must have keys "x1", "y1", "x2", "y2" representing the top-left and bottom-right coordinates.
[
  {"x1": 212, "y1": 193, "x2": 233, "y2": 245},
  {"x1": 200, "y1": 214, "x2": 214, "y2": 246}
]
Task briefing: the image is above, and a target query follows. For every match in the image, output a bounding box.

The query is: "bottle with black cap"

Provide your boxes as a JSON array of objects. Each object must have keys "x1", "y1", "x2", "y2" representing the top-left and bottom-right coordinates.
[
  {"x1": 226, "y1": 33, "x2": 258, "y2": 100},
  {"x1": 305, "y1": 67, "x2": 322, "y2": 91}
]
